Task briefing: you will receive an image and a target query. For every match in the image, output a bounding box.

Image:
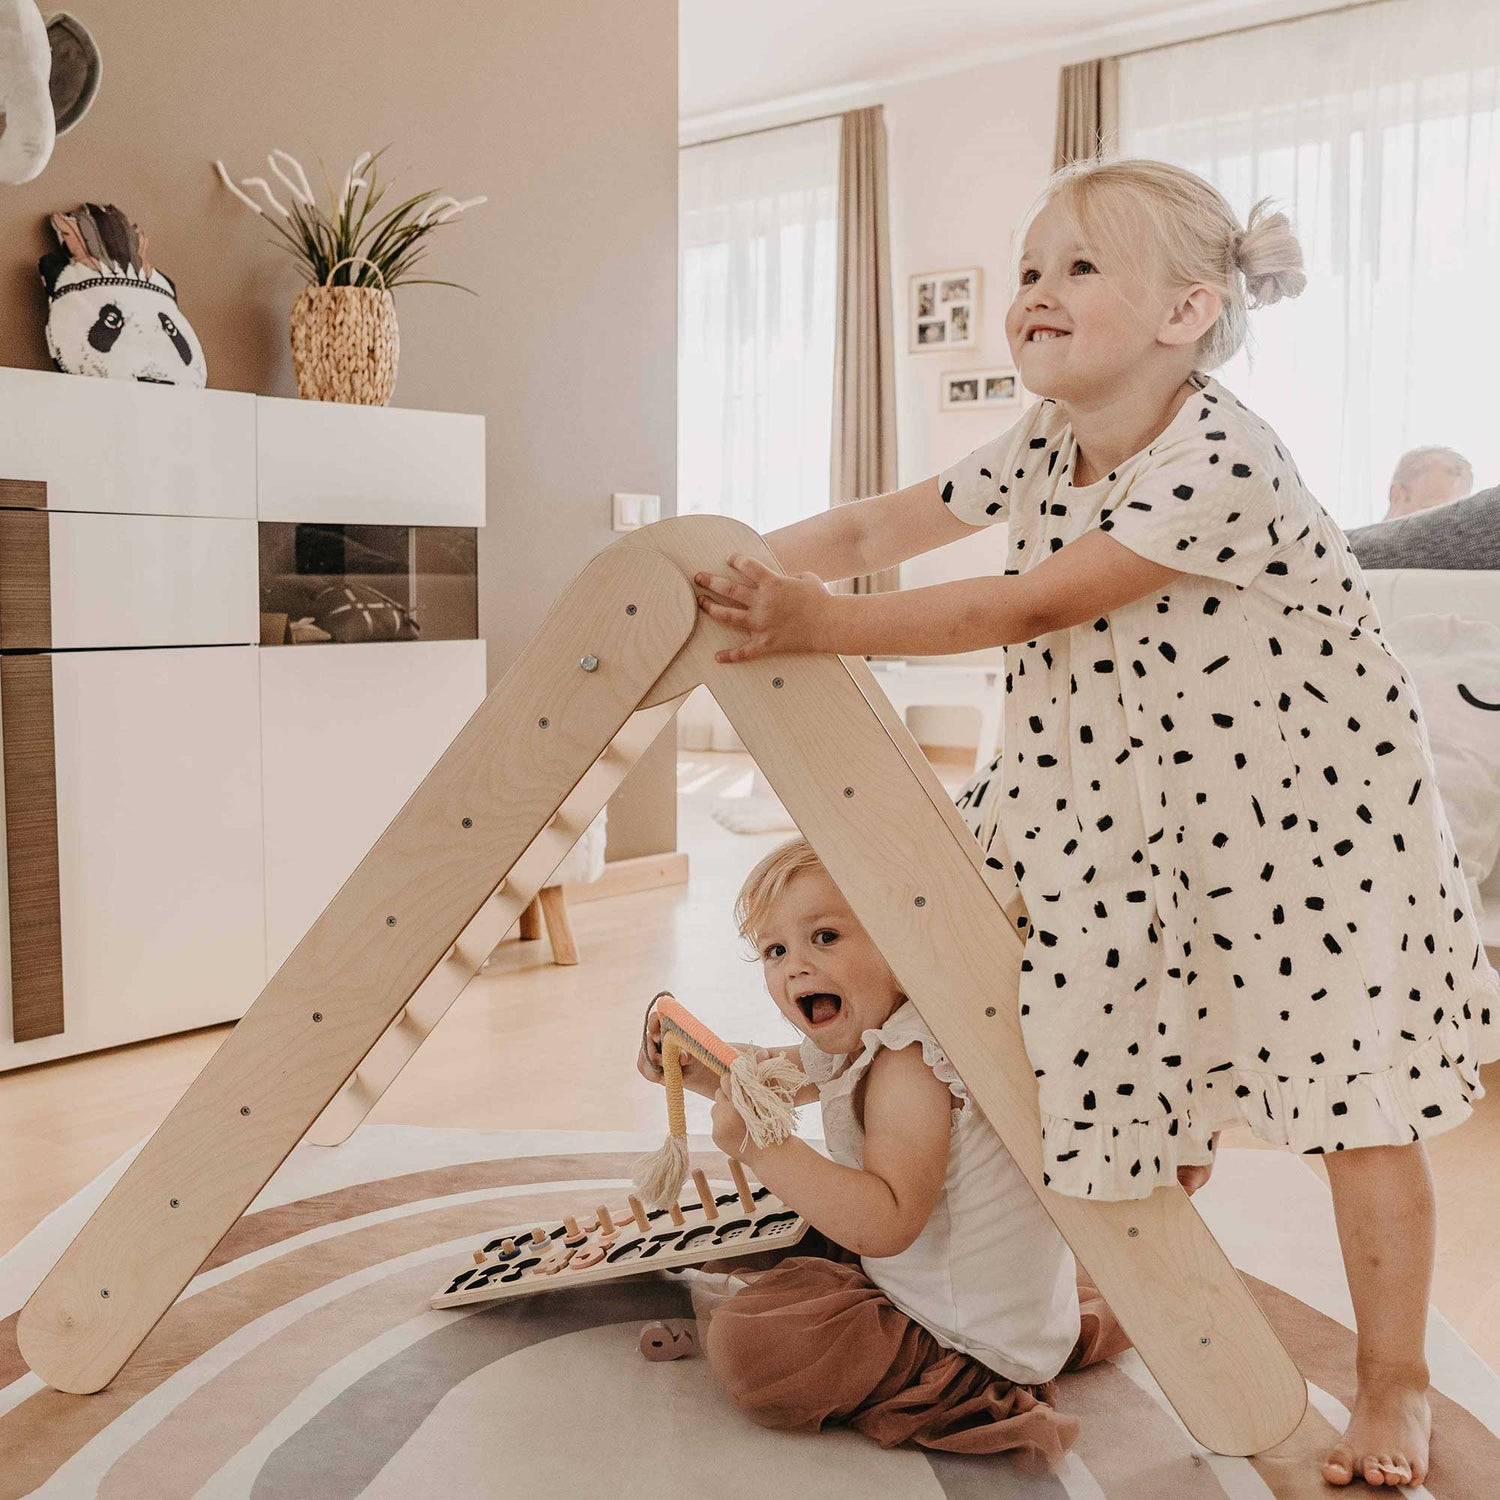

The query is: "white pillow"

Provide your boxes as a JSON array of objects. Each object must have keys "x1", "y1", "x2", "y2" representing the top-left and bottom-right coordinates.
[{"x1": 1383, "y1": 614, "x2": 1500, "y2": 920}]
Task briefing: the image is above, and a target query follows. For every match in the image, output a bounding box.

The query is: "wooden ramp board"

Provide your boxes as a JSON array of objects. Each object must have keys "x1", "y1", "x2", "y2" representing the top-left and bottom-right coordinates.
[
  {"x1": 16, "y1": 546, "x2": 698, "y2": 1396},
  {"x1": 306, "y1": 696, "x2": 685, "y2": 1147},
  {"x1": 625, "y1": 515, "x2": 1307, "y2": 1458},
  {"x1": 431, "y1": 1171, "x2": 806, "y2": 1310}
]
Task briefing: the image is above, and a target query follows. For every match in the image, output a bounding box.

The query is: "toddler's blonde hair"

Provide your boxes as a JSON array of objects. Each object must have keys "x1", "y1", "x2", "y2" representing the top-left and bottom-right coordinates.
[
  {"x1": 735, "y1": 836, "x2": 822, "y2": 949},
  {"x1": 1023, "y1": 157, "x2": 1308, "y2": 370}
]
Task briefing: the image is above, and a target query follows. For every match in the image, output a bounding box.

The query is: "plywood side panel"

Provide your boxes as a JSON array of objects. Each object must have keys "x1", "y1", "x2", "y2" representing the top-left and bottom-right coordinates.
[{"x1": 0, "y1": 656, "x2": 64, "y2": 1042}]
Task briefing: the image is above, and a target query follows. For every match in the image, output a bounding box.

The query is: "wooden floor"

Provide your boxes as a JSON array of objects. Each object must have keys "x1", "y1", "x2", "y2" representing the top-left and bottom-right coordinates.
[{"x1": 2, "y1": 750, "x2": 1496, "y2": 1371}]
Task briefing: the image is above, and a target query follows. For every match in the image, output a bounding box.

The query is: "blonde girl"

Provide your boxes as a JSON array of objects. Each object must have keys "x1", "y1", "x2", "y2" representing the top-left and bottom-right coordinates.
[
  {"x1": 692, "y1": 157, "x2": 1499, "y2": 1489},
  {"x1": 638, "y1": 838, "x2": 1130, "y2": 1467}
]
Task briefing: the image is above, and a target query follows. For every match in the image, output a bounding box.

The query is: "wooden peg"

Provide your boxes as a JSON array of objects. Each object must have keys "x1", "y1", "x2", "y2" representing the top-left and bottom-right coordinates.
[
  {"x1": 627, "y1": 1195, "x2": 650, "y2": 1232},
  {"x1": 529, "y1": 1226, "x2": 548, "y2": 1248},
  {"x1": 595, "y1": 1205, "x2": 615, "y2": 1236},
  {"x1": 563, "y1": 1215, "x2": 587, "y2": 1247},
  {"x1": 472, "y1": 1248, "x2": 487, "y2": 1265},
  {"x1": 668, "y1": 1201, "x2": 685, "y2": 1226},
  {"x1": 498, "y1": 1237, "x2": 519, "y2": 1260},
  {"x1": 729, "y1": 1159, "x2": 756, "y2": 1214},
  {"x1": 692, "y1": 1169, "x2": 718, "y2": 1220}
]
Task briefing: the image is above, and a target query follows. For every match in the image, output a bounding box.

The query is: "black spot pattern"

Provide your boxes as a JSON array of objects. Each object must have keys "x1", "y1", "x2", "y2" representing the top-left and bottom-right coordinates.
[{"x1": 941, "y1": 372, "x2": 1500, "y2": 1202}]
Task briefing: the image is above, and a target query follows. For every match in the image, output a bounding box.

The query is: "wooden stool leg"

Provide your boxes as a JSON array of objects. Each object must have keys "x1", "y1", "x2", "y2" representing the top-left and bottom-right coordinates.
[
  {"x1": 518, "y1": 895, "x2": 543, "y2": 941},
  {"x1": 537, "y1": 884, "x2": 578, "y2": 965}
]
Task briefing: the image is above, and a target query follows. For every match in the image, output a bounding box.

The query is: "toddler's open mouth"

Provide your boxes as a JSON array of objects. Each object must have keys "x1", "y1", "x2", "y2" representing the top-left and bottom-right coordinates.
[{"x1": 796, "y1": 992, "x2": 843, "y2": 1028}]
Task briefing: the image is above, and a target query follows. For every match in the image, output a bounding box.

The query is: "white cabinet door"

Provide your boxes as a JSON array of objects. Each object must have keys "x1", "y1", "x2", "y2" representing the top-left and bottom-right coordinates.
[
  {"x1": 47, "y1": 512, "x2": 259, "y2": 649},
  {"x1": 259, "y1": 640, "x2": 487, "y2": 973},
  {"x1": 0, "y1": 367, "x2": 256, "y2": 518},
  {"x1": 0, "y1": 646, "x2": 267, "y2": 1070},
  {"x1": 256, "y1": 397, "x2": 485, "y2": 526}
]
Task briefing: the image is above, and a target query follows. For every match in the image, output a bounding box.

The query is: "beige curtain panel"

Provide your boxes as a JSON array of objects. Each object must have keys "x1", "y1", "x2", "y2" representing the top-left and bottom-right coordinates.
[
  {"x1": 1054, "y1": 58, "x2": 1120, "y2": 170},
  {"x1": 830, "y1": 105, "x2": 900, "y2": 597}
]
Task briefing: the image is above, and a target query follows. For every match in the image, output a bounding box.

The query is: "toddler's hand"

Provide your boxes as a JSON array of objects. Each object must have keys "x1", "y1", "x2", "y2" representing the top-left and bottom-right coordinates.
[
  {"x1": 637, "y1": 1005, "x2": 716, "y2": 1097},
  {"x1": 694, "y1": 555, "x2": 831, "y2": 665},
  {"x1": 710, "y1": 1077, "x2": 749, "y2": 1158},
  {"x1": 636, "y1": 1008, "x2": 666, "y2": 1086}
]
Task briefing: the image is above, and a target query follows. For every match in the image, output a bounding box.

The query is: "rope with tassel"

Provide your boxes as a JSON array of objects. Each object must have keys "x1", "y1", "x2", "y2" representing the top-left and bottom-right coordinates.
[{"x1": 631, "y1": 991, "x2": 809, "y2": 1208}]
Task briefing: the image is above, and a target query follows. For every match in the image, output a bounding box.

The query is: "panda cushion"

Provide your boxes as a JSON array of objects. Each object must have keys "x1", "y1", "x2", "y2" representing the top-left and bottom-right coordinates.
[{"x1": 39, "y1": 203, "x2": 207, "y2": 386}]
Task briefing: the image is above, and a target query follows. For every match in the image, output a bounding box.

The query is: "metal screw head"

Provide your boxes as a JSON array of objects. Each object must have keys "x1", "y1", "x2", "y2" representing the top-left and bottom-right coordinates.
[
  {"x1": 842, "y1": 786, "x2": 854, "y2": 798},
  {"x1": 625, "y1": 604, "x2": 638, "y2": 616},
  {"x1": 538, "y1": 717, "x2": 550, "y2": 729},
  {"x1": 985, "y1": 1006, "x2": 996, "y2": 1017},
  {"x1": 461, "y1": 817, "x2": 473, "y2": 829},
  {"x1": 170, "y1": 1198, "x2": 180, "y2": 1209},
  {"x1": 386, "y1": 915, "x2": 397, "y2": 927},
  {"x1": 1128, "y1": 1226, "x2": 1139, "y2": 1237},
  {"x1": 100, "y1": 1288, "x2": 110, "y2": 1299},
  {"x1": 312, "y1": 1012, "x2": 323, "y2": 1023},
  {"x1": 772, "y1": 677, "x2": 784, "y2": 688},
  {"x1": 1200, "y1": 1337, "x2": 1211, "y2": 1346},
  {"x1": 579, "y1": 654, "x2": 599, "y2": 672},
  {"x1": 914, "y1": 896, "x2": 926, "y2": 908},
  {"x1": 240, "y1": 1105, "x2": 251, "y2": 1116}
]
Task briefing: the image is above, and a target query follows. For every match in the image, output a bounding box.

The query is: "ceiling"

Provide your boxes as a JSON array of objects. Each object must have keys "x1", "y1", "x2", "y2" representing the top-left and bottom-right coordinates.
[{"x1": 679, "y1": 0, "x2": 1332, "y2": 128}]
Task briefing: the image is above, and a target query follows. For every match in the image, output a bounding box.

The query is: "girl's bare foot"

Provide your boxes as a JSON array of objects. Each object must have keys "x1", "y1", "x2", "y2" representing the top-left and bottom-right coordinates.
[{"x1": 1321, "y1": 1375, "x2": 1431, "y2": 1488}]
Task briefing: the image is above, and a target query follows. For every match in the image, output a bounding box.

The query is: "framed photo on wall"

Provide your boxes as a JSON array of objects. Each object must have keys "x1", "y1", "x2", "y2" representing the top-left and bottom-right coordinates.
[
  {"x1": 909, "y1": 267, "x2": 981, "y2": 353},
  {"x1": 941, "y1": 367, "x2": 1020, "y2": 411}
]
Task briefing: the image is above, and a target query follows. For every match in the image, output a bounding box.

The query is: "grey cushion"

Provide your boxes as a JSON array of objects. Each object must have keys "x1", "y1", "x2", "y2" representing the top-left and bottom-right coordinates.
[{"x1": 1345, "y1": 486, "x2": 1500, "y2": 571}]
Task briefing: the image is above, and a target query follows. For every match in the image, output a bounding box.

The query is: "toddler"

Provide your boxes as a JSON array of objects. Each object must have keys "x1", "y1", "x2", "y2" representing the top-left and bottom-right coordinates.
[
  {"x1": 638, "y1": 837, "x2": 1129, "y2": 1467},
  {"x1": 692, "y1": 157, "x2": 1499, "y2": 1488}
]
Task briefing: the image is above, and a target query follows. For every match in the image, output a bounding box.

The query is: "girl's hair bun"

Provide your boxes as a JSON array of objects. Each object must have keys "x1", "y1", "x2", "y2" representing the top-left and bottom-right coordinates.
[{"x1": 1234, "y1": 198, "x2": 1308, "y2": 309}]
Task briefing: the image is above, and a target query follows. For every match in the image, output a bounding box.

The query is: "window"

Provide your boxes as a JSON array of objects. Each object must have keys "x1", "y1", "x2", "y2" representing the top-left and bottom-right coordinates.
[
  {"x1": 679, "y1": 118, "x2": 841, "y2": 534},
  {"x1": 1121, "y1": 0, "x2": 1500, "y2": 526}
]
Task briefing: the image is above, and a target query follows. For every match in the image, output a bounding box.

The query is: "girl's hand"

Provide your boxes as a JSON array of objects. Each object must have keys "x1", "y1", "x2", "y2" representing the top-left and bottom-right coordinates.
[
  {"x1": 694, "y1": 555, "x2": 832, "y2": 664},
  {"x1": 710, "y1": 1077, "x2": 749, "y2": 1158}
]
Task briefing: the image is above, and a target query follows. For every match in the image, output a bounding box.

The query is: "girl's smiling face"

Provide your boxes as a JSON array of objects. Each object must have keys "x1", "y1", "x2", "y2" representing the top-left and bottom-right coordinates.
[
  {"x1": 754, "y1": 867, "x2": 905, "y2": 1056},
  {"x1": 1006, "y1": 197, "x2": 1181, "y2": 406}
]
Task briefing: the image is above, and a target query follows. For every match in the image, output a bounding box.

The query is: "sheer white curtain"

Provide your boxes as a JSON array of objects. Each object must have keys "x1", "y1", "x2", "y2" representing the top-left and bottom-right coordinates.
[
  {"x1": 1121, "y1": 0, "x2": 1500, "y2": 528},
  {"x1": 679, "y1": 118, "x2": 841, "y2": 531},
  {"x1": 678, "y1": 119, "x2": 840, "y2": 755}
]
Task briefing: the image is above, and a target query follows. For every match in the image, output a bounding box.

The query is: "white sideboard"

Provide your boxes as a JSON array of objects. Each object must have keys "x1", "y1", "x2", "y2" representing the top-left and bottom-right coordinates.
[{"x1": 0, "y1": 367, "x2": 487, "y2": 1071}]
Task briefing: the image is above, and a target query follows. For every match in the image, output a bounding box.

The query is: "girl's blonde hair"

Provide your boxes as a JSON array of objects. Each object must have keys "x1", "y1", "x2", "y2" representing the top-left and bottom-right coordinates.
[
  {"x1": 735, "y1": 836, "x2": 823, "y2": 948},
  {"x1": 1024, "y1": 157, "x2": 1308, "y2": 370}
]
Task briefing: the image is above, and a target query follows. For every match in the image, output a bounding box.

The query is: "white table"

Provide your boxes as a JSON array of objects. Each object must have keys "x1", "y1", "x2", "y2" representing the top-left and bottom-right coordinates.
[{"x1": 865, "y1": 660, "x2": 1004, "y2": 774}]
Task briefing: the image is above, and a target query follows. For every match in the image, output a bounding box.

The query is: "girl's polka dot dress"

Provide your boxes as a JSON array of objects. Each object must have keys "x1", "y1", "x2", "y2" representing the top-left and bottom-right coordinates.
[{"x1": 944, "y1": 372, "x2": 1499, "y2": 1202}]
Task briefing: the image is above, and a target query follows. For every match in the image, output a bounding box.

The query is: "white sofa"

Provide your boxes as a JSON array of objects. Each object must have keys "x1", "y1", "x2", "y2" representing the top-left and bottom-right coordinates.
[{"x1": 1364, "y1": 568, "x2": 1500, "y2": 953}]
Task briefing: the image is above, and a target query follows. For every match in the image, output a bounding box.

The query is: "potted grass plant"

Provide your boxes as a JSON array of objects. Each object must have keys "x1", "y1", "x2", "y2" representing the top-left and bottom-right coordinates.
[{"x1": 215, "y1": 148, "x2": 485, "y2": 405}]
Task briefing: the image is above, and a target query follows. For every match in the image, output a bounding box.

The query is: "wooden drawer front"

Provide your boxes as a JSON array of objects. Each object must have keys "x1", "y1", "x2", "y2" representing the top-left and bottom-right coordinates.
[
  {"x1": 0, "y1": 510, "x2": 258, "y2": 651},
  {"x1": 0, "y1": 646, "x2": 268, "y2": 1068},
  {"x1": 259, "y1": 639, "x2": 487, "y2": 972},
  {"x1": 256, "y1": 396, "x2": 485, "y2": 526},
  {"x1": 0, "y1": 368, "x2": 255, "y2": 518}
]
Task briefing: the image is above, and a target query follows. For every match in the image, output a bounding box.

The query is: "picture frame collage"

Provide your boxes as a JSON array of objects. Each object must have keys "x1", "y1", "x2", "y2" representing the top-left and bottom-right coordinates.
[{"x1": 909, "y1": 266, "x2": 1020, "y2": 413}]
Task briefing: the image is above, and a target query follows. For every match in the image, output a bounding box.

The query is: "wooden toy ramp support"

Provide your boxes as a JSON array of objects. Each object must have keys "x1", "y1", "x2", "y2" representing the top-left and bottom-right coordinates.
[
  {"x1": 17, "y1": 514, "x2": 1306, "y2": 1459},
  {"x1": 305, "y1": 696, "x2": 683, "y2": 1147}
]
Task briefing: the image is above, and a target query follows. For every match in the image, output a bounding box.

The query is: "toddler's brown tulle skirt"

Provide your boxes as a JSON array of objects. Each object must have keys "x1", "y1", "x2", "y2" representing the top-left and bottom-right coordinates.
[{"x1": 699, "y1": 1252, "x2": 1130, "y2": 1471}]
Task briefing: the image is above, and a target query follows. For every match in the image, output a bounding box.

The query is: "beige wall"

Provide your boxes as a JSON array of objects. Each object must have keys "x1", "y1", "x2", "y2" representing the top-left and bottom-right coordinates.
[{"x1": 0, "y1": 0, "x2": 680, "y2": 858}]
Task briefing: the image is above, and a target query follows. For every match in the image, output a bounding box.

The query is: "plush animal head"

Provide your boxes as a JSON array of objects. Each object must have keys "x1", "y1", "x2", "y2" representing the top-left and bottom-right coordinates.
[{"x1": 39, "y1": 203, "x2": 206, "y2": 386}]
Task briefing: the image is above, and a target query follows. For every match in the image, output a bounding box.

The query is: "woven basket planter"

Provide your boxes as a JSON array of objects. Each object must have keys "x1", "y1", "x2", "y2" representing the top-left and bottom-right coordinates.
[{"x1": 289, "y1": 282, "x2": 399, "y2": 406}]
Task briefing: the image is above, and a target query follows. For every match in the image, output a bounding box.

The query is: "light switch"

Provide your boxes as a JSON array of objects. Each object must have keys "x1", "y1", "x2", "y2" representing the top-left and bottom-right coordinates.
[{"x1": 611, "y1": 492, "x2": 660, "y2": 531}]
